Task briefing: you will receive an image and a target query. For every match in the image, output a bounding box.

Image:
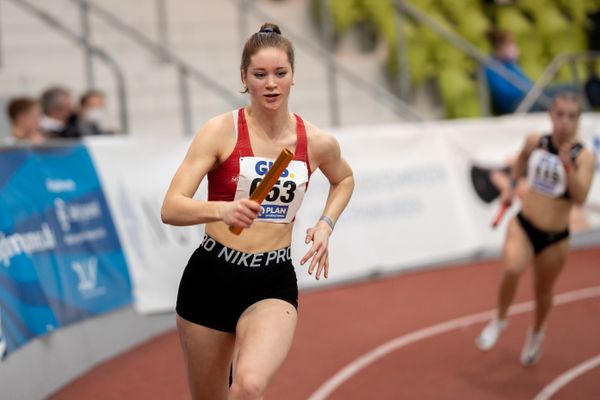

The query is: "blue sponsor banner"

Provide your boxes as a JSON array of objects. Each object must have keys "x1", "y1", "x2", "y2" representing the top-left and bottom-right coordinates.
[{"x1": 0, "y1": 143, "x2": 132, "y2": 359}]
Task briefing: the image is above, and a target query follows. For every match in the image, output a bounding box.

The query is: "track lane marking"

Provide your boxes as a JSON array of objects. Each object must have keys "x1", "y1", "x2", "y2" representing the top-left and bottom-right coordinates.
[
  {"x1": 308, "y1": 286, "x2": 600, "y2": 400},
  {"x1": 533, "y1": 353, "x2": 600, "y2": 400}
]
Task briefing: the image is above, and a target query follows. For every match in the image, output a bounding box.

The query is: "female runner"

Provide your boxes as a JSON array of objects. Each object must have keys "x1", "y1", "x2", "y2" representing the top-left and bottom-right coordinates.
[
  {"x1": 476, "y1": 92, "x2": 595, "y2": 366},
  {"x1": 161, "y1": 23, "x2": 354, "y2": 398}
]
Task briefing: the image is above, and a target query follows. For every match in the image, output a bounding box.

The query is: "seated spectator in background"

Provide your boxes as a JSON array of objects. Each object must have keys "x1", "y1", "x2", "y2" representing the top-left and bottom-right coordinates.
[
  {"x1": 63, "y1": 89, "x2": 112, "y2": 137},
  {"x1": 584, "y1": 62, "x2": 600, "y2": 109},
  {"x1": 40, "y1": 86, "x2": 74, "y2": 137},
  {"x1": 485, "y1": 28, "x2": 580, "y2": 115},
  {"x1": 7, "y1": 97, "x2": 45, "y2": 143},
  {"x1": 484, "y1": 29, "x2": 534, "y2": 115}
]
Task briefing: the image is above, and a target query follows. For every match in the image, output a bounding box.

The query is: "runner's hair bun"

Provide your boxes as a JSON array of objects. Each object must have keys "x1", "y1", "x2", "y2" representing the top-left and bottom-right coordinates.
[{"x1": 259, "y1": 23, "x2": 281, "y2": 35}]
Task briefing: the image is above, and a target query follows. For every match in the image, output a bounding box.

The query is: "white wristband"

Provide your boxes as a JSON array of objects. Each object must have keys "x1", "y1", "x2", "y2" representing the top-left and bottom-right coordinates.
[{"x1": 319, "y1": 215, "x2": 335, "y2": 231}]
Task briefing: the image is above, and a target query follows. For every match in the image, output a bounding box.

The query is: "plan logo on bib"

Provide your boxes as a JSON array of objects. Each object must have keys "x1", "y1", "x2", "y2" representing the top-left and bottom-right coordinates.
[
  {"x1": 259, "y1": 204, "x2": 289, "y2": 220},
  {"x1": 71, "y1": 257, "x2": 106, "y2": 299}
]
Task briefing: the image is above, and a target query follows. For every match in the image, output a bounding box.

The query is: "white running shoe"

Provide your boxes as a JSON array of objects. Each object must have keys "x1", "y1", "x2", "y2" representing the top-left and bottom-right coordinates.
[
  {"x1": 475, "y1": 318, "x2": 507, "y2": 351},
  {"x1": 521, "y1": 329, "x2": 544, "y2": 367}
]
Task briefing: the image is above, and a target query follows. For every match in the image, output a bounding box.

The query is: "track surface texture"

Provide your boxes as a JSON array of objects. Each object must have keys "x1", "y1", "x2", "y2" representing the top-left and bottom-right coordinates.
[{"x1": 50, "y1": 246, "x2": 600, "y2": 400}]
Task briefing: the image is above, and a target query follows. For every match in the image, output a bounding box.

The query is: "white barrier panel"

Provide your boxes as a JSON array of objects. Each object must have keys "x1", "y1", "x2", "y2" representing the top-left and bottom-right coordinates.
[
  {"x1": 292, "y1": 124, "x2": 483, "y2": 286},
  {"x1": 88, "y1": 138, "x2": 205, "y2": 313},
  {"x1": 87, "y1": 113, "x2": 600, "y2": 314}
]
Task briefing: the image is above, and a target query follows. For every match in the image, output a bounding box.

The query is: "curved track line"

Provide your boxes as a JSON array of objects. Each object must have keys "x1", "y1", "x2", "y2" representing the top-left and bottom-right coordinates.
[
  {"x1": 308, "y1": 286, "x2": 600, "y2": 400},
  {"x1": 533, "y1": 353, "x2": 600, "y2": 400}
]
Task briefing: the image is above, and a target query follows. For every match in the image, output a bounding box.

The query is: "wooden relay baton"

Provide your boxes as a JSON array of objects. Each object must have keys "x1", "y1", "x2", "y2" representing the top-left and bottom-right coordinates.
[{"x1": 229, "y1": 148, "x2": 294, "y2": 235}]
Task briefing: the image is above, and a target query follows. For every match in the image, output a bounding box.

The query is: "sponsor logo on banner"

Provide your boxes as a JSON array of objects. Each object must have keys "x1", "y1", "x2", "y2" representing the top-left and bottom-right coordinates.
[
  {"x1": 0, "y1": 144, "x2": 132, "y2": 358},
  {"x1": 71, "y1": 257, "x2": 106, "y2": 299},
  {"x1": 54, "y1": 198, "x2": 103, "y2": 232},
  {"x1": 45, "y1": 178, "x2": 76, "y2": 193},
  {"x1": 0, "y1": 223, "x2": 57, "y2": 268}
]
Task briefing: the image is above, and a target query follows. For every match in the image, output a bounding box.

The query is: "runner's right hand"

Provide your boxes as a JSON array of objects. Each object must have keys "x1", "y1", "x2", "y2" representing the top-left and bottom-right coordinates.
[
  {"x1": 500, "y1": 184, "x2": 515, "y2": 207},
  {"x1": 222, "y1": 198, "x2": 261, "y2": 228}
]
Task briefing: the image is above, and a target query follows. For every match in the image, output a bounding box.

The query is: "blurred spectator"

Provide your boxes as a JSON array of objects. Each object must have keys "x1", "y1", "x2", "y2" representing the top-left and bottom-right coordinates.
[
  {"x1": 63, "y1": 89, "x2": 111, "y2": 137},
  {"x1": 484, "y1": 29, "x2": 534, "y2": 114},
  {"x1": 7, "y1": 97, "x2": 45, "y2": 143},
  {"x1": 40, "y1": 86, "x2": 74, "y2": 137},
  {"x1": 585, "y1": 11, "x2": 600, "y2": 109},
  {"x1": 485, "y1": 29, "x2": 579, "y2": 115},
  {"x1": 585, "y1": 62, "x2": 600, "y2": 109},
  {"x1": 587, "y1": 11, "x2": 600, "y2": 52}
]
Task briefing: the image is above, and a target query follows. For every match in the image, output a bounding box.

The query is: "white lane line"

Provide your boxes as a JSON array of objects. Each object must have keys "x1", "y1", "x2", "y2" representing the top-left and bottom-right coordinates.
[
  {"x1": 533, "y1": 353, "x2": 600, "y2": 400},
  {"x1": 308, "y1": 286, "x2": 600, "y2": 400}
]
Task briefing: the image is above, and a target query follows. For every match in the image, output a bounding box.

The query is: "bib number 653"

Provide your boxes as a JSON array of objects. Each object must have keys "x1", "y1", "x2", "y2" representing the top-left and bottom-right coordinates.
[{"x1": 250, "y1": 178, "x2": 296, "y2": 203}]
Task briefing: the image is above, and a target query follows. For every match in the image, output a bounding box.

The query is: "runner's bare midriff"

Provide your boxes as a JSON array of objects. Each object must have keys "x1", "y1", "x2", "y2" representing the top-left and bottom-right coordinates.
[
  {"x1": 521, "y1": 191, "x2": 571, "y2": 231},
  {"x1": 206, "y1": 220, "x2": 293, "y2": 253}
]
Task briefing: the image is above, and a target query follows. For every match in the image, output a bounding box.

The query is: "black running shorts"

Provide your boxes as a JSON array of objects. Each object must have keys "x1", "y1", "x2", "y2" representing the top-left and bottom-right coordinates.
[{"x1": 176, "y1": 235, "x2": 298, "y2": 333}]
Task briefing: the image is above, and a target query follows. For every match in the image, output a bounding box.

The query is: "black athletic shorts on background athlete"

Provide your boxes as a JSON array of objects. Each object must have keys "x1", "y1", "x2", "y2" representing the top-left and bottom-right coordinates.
[{"x1": 517, "y1": 212, "x2": 569, "y2": 254}]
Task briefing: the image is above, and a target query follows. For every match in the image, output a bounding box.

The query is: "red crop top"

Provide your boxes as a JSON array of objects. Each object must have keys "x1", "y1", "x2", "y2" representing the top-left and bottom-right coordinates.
[{"x1": 207, "y1": 108, "x2": 311, "y2": 202}]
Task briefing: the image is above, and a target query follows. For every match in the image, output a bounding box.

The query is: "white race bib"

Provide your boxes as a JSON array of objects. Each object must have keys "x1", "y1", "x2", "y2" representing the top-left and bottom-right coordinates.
[
  {"x1": 527, "y1": 149, "x2": 567, "y2": 197},
  {"x1": 235, "y1": 156, "x2": 309, "y2": 223}
]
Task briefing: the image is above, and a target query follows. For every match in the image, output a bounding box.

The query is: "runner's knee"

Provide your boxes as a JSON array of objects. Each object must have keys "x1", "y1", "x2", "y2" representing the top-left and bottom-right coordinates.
[
  {"x1": 504, "y1": 263, "x2": 525, "y2": 280},
  {"x1": 230, "y1": 370, "x2": 267, "y2": 400}
]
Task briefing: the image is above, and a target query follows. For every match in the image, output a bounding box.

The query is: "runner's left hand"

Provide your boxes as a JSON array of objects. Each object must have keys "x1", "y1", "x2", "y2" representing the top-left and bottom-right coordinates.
[
  {"x1": 300, "y1": 223, "x2": 332, "y2": 280},
  {"x1": 559, "y1": 144, "x2": 574, "y2": 172}
]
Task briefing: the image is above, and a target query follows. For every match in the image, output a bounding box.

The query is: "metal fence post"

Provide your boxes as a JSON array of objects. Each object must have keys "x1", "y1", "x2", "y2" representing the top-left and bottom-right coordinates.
[
  {"x1": 396, "y1": 11, "x2": 411, "y2": 101},
  {"x1": 112, "y1": 58, "x2": 129, "y2": 134},
  {"x1": 178, "y1": 67, "x2": 193, "y2": 136},
  {"x1": 156, "y1": 0, "x2": 169, "y2": 63},
  {"x1": 0, "y1": 0, "x2": 4, "y2": 69},
  {"x1": 569, "y1": 57, "x2": 590, "y2": 109},
  {"x1": 477, "y1": 65, "x2": 490, "y2": 116},
  {"x1": 80, "y1": 0, "x2": 95, "y2": 88},
  {"x1": 238, "y1": 0, "x2": 249, "y2": 51},
  {"x1": 320, "y1": 0, "x2": 340, "y2": 127}
]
